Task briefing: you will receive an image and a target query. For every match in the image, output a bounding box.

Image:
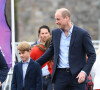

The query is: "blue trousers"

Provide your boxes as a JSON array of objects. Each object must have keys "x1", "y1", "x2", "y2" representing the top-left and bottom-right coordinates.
[
  {"x1": 43, "y1": 75, "x2": 53, "y2": 90},
  {"x1": 54, "y1": 69, "x2": 86, "y2": 90}
]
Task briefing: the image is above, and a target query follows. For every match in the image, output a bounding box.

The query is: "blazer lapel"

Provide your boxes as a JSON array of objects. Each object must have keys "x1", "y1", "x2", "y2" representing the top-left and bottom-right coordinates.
[
  {"x1": 69, "y1": 26, "x2": 77, "y2": 53},
  {"x1": 25, "y1": 59, "x2": 33, "y2": 77},
  {"x1": 55, "y1": 29, "x2": 62, "y2": 53},
  {"x1": 18, "y1": 62, "x2": 23, "y2": 77}
]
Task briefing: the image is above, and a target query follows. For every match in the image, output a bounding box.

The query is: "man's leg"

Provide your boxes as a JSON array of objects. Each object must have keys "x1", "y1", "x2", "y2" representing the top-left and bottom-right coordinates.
[
  {"x1": 0, "y1": 86, "x2": 1, "y2": 90},
  {"x1": 54, "y1": 68, "x2": 72, "y2": 90}
]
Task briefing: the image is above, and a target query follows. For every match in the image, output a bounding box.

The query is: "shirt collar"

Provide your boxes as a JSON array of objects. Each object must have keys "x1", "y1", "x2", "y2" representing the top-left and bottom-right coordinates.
[
  {"x1": 22, "y1": 58, "x2": 30, "y2": 64},
  {"x1": 60, "y1": 24, "x2": 73, "y2": 34}
]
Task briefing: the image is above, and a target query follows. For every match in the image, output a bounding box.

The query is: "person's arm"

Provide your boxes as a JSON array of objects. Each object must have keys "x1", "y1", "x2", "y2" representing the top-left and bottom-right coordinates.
[
  {"x1": 0, "y1": 50, "x2": 8, "y2": 85},
  {"x1": 82, "y1": 31, "x2": 96, "y2": 75},
  {"x1": 77, "y1": 31, "x2": 96, "y2": 83},
  {"x1": 11, "y1": 65, "x2": 17, "y2": 90},
  {"x1": 36, "y1": 63, "x2": 42, "y2": 90},
  {"x1": 36, "y1": 40, "x2": 54, "y2": 66}
]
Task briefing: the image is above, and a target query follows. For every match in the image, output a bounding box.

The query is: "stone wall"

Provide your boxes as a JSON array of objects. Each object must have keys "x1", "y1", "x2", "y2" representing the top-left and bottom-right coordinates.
[{"x1": 16, "y1": 0, "x2": 99, "y2": 41}]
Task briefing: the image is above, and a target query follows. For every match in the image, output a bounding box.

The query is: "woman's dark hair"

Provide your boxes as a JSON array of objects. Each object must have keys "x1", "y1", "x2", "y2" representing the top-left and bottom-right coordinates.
[{"x1": 38, "y1": 25, "x2": 50, "y2": 36}]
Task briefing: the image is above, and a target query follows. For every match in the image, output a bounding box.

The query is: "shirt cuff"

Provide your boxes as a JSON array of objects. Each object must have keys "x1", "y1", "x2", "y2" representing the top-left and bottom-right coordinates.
[{"x1": 81, "y1": 70, "x2": 87, "y2": 76}]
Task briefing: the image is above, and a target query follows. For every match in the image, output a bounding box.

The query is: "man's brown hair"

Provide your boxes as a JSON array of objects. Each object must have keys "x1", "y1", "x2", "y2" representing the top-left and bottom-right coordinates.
[
  {"x1": 17, "y1": 41, "x2": 31, "y2": 51},
  {"x1": 56, "y1": 8, "x2": 71, "y2": 19}
]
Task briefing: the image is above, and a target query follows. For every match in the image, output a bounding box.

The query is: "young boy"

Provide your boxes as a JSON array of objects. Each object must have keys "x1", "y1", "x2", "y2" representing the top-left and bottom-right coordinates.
[{"x1": 11, "y1": 41, "x2": 42, "y2": 90}]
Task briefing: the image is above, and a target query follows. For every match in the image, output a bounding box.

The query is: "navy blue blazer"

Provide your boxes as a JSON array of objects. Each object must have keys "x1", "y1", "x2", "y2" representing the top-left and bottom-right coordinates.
[
  {"x1": 0, "y1": 50, "x2": 8, "y2": 82},
  {"x1": 11, "y1": 58, "x2": 42, "y2": 90},
  {"x1": 37, "y1": 25, "x2": 96, "y2": 82}
]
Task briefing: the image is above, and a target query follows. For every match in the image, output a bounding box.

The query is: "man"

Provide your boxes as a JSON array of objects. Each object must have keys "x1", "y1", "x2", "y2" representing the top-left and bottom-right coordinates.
[
  {"x1": 37, "y1": 8, "x2": 96, "y2": 90},
  {"x1": 31, "y1": 25, "x2": 51, "y2": 47},
  {"x1": 11, "y1": 41, "x2": 42, "y2": 90},
  {"x1": 0, "y1": 50, "x2": 8, "y2": 90},
  {"x1": 30, "y1": 25, "x2": 53, "y2": 90}
]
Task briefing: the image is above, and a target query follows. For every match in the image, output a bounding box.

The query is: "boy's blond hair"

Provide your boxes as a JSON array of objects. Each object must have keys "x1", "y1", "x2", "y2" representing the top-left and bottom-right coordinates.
[{"x1": 17, "y1": 41, "x2": 31, "y2": 51}]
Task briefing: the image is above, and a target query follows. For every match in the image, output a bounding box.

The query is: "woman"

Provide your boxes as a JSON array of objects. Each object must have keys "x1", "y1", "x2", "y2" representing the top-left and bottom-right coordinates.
[{"x1": 30, "y1": 37, "x2": 53, "y2": 90}]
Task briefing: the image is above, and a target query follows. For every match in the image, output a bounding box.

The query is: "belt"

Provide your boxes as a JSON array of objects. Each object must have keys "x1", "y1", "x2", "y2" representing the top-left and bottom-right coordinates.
[
  {"x1": 43, "y1": 74, "x2": 51, "y2": 79},
  {"x1": 57, "y1": 68, "x2": 70, "y2": 72}
]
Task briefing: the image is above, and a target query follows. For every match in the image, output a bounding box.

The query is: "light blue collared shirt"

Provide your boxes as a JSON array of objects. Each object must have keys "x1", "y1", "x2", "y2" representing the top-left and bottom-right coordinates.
[
  {"x1": 57, "y1": 25, "x2": 73, "y2": 68},
  {"x1": 22, "y1": 59, "x2": 30, "y2": 86}
]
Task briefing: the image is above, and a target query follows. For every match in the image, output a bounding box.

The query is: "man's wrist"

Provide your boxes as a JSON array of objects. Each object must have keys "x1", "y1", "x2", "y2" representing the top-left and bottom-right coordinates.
[{"x1": 81, "y1": 70, "x2": 87, "y2": 76}]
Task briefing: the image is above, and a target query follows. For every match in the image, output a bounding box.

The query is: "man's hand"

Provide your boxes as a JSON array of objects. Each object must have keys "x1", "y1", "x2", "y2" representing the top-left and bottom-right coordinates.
[
  {"x1": 76, "y1": 71, "x2": 86, "y2": 84},
  {"x1": 0, "y1": 82, "x2": 2, "y2": 87}
]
